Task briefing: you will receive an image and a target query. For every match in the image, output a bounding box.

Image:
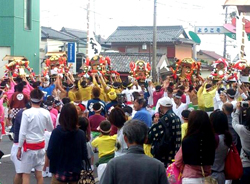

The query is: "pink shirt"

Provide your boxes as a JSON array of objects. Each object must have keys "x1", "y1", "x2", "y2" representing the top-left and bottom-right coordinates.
[
  {"x1": 175, "y1": 147, "x2": 211, "y2": 178},
  {"x1": 0, "y1": 98, "x2": 4, "y2": 122},
  {"x1": 6, "y1": 81, "x2": 15, "y2": 100},
  {"x1": 23, "y1": 83, "x2": 34, "y2": 97},
  {"x1": 153, "y1": 88, "x2": 164, "y2": 106},
  {"x1": 50, "y1": 112, "x2": 57, "y2": 129},
  {"x1": 50, "y1": 108, "x2": 58, "y2": 118},
  {"x1": 88, "y1": 114, "x2": 106, "y2": 132}
]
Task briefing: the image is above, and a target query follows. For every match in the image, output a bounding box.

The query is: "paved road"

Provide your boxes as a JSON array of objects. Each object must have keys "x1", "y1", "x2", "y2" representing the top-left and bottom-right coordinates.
[{"x1": 0, "y1": 135, "x2": 99, "y2": 184}]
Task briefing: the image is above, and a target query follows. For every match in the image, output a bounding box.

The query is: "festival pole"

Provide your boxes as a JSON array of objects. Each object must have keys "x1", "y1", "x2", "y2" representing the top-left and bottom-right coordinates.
[
  {"x1": 86, "y1": 0, "x2": 90, "y2": 58},
  {"x1": 152, "y1": 0, "x2": 157, "y2": 82}
]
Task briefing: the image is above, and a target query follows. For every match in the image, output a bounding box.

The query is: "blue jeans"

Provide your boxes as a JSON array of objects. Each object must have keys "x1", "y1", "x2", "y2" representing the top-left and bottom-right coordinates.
[{"x1": 241, "y1": 167, "x2": 250, "y2": 184}]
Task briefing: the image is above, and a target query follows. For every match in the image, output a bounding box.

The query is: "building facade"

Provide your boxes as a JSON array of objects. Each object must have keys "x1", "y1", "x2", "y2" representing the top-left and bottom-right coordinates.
[{"x1": 0, "y1": 0, "x2": 40, "y2": 75}]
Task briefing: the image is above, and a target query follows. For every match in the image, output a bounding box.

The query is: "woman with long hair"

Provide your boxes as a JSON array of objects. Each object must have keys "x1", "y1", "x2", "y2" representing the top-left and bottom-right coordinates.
[
  {"x1": 175, "y1": 110, "x2": 216, "y2": 184},
  {"x1": 210, "y1": 110, "x2": 232, "y2": 184},
  {"x1": 47, "y1": 103, "x2": 88, "y2": 184},
  {"x1": 108, "y1": 106, "x2": 127, "y2": 157}
]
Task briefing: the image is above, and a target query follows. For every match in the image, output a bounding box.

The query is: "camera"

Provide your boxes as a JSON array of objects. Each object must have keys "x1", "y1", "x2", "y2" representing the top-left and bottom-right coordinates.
[{"x1": 241, "y1": 101, "x2": 249, "y2": 108}]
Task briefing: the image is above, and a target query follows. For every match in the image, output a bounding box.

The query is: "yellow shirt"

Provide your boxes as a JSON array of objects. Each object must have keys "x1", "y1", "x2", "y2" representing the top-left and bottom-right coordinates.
[
  {"x1": 203, "y1": 86, "x2": 217, "y2": 108},
  {"x1": 197, "y1": 86, "x2": 205, "y2": 110},
  {"x1": 91, "y1": 134, "x2": 117, "y2": 158},
  {"x1": 99, "y1": 87, "x2": 107, "y2": 102},
  {"x1": 78, "y1": 85, "x2": 93, "y2": 101},
  {"x1": 181, "y1": 122, "x2": 188, "y2": 140},
  {"x1": 143, "y1": 144, "x2": 153, "y2": 157}
]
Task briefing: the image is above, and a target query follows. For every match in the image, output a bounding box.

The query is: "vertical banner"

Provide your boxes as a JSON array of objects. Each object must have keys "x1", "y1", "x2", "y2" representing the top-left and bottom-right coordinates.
[
  {"x1": 88, "y1": 32, "x2": 101, "y2": 59},
  {"x1": 68, "y1": 42, "x2": 76, "y2": 73}
]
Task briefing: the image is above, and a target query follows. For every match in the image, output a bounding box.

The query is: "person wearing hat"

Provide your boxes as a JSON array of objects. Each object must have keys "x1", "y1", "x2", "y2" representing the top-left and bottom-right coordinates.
[
  {"x1": 121, "y1": 81, "x2": 134, "y2": 106},
  {"x1": 105, "y1": 90, "x2": 118, "y2": 114},
  {"x1": 148, "y1": 97, "x2": 181, "y2": 167},
  {"x1": 91, "y1": 120, "x2": 117, "y2": 179}
]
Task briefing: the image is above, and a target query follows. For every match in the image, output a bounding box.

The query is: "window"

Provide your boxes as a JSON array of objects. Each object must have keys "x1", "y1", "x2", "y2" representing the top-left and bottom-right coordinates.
[{"x1": 24, "y1": 0, "x2": 31, "y2": 30}]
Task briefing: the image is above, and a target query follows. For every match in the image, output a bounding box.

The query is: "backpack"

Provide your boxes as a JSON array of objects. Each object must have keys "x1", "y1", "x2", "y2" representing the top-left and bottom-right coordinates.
[
  {"x1": 224, "y1": 144, "x2": 243, "y2": 180},
  {"x1": 151, "y1": 117, "x2": 172, "y2": 159}
]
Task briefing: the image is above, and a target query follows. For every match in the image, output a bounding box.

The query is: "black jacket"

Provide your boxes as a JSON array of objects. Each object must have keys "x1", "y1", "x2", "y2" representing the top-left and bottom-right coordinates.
[
  {"x1": 47, "y1": 125, "x2": 88, "y2": 174},
  {"x1": 182, "y1": 133, "x2": 216, "y2": 166}
]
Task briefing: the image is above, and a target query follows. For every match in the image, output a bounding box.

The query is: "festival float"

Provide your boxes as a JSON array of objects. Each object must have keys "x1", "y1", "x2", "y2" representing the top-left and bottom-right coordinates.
[
  {"x1": 129, "y1": 60, "x2": 151, "y2": 83},
  {"x1": 170, "y1": 58, "x2": 203, "y2": 84},
  {"x1": 43, "y1": 52, "x2": 71, "y2": 77},
  {"x1": 210, "y1": 58, "x2": 230, "y2": 81},
  {"x1": 3, "y1": 55, "x2": 35, "y2": 77},
  {"x1": 79, "y1": 55, "x2": 119, "y2": 80},
  {"x1": 233, "y1": 59, "x2": 250, "y2": 83}
]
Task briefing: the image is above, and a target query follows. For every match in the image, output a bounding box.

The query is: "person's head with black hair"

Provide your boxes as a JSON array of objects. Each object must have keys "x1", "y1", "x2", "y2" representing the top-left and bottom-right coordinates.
[
  {"x1": 92, "y1": 86, "x2": 100, "y2": 98},
  {"x1": 155, "y1": 85, "x2": 161, "y2": 92},
  {"x1": 62, "y1": 97, "x2": 71, "y2": 105},
  {"x1": 0, "y1": 81, "x2": 7, "y2": 90},
  {"x1": 59, "y1": 103, "x2": 79, "y2": 131},
  {"x1": 226, "y1": 88, "x2": 236, "y2": 101},
  {"x1": 93, "y1": 102, "x2": 103, "y2": 114},
  {"x1": 30, "y1": 89, "x2": 44, "y2": 105},
  {"x1": 173, "y1": 90, "x2": 183, "y2": 106},
  {"x1": 109, "y1": 106, "x2": 126, "y2": 129},
  {"x1": 97, "y1": 120, "x2": 112, "y2": 135},
  {"x1": 122, "y1": 105, "x2": 133, "y2": 119},
  {"x1": 80, "y1": 80, "x2": 87, "y2": 88},
  {"x1": 32, "y1": 81, "x2": 41, "y2": 89},
  {"x1": 16, "y1": 83, "x2": 24, "y2": 93},
  {"x1": 113, "y1": 82, "x2": 120, "y2": 89},
  {"x1": 181, "y1": 110, "x2": 191, "y2": 122},
  {"x1": 167, "y1": 87, "x2": 173, "y2": 98},
  {"x1": 178, "y1": 85, "x2": 185, "y2": 92},
  {"x1": 123, "y1": 119, "x2": 149, "y2": 146},
  {"x1": 74, "y1": 80, "x2": 79, "y2": 90},
  {"x1": 132, "y1": 91, "x2": 140, "y2": 101},
  {"x1": 47, "y1": 95, "x2": 55, "y2": 103},
  {"x1": 133, "y1": 97, "x2": 147, "y2": 111},
  {"x1": 14, "y1": 76, "x2": 23, "y2": 84},
  {"x1": 210, "y1": 110, "x2": 232, "y2": 147}
]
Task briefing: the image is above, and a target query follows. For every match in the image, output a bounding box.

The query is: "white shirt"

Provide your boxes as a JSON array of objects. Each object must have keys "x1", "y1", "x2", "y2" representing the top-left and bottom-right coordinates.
[
  {"x1": 122, "y1": 88, "x2": 133, "y2": 102},
  {"x1": 172, "y1": 102, "x2": 188, "y2": 123},
  {"x1": 18, "y1": 107, "x2": 53, "y2": 147}
]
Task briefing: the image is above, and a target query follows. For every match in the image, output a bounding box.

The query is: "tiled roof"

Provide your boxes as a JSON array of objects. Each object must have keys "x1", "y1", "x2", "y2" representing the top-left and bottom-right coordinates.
[
  {"x1": 41, "y1": 26, "x2": 78, "y2": 42},
  {"x1": 61, "y1": 27, "x2": 87, "y2": 40},
  {"x1": 60, "y1": 27, "x2": 107, "y2": 45},
  {"x1": 101, "y1": 53, "x2": 163, "y2": 72},
  {"x1": 105, "y1": 26, "x2": 193, "y2": 43},
  {"x1": 198, "y1": 50, "x2": 223, "y2": 60}
]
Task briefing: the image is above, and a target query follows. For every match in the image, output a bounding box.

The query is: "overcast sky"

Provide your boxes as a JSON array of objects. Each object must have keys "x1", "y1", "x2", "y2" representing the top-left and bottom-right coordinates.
[{"x1": 40, "y1": 0, "x2": 239, "y2": 58}]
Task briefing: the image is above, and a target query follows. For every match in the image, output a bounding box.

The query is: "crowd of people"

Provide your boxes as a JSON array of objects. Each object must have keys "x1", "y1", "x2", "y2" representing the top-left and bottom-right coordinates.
[{"x1": 0, "y1": 71, "x2": 249, "y2": 184}]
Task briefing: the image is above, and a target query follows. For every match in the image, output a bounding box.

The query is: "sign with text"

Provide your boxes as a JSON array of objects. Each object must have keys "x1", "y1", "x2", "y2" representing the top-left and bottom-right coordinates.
[
  {"x1": 68, "y1": 42, "x2": 76, "y2": 63},
  {"x1": 195, "y1": 26, "x2": 230, "y2": 34}
]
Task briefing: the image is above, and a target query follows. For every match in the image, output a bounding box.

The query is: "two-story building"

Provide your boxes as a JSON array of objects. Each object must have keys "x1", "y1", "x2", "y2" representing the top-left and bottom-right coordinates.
[{"x1": 102, "y1": 26, "x2": 195, "y2": 77}]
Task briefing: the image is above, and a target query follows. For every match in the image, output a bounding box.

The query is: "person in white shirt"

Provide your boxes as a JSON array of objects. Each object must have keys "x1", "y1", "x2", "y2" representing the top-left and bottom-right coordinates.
[
  {"x1": 213, "y1": 88, "x2": 227, "y2": 111},
  {"x1": 17, "y1": 89, "x2": 53, "y2": 184},
  {"x1": 172, "y1": 90, "x2": 190, "y2": 123}
]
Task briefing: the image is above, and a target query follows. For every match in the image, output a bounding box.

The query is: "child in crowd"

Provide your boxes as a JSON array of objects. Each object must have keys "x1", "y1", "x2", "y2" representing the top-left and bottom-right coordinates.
[
  {"x1": 181, "y1": 110, "x2": 191, "y2": 140},
  {"x1": 78, "y1": 117, "x2": 94, "y2": 168},
  {"x1": 89, "y1": 102, "x2": 106, "y2": 140},
  {"x1": 91, "y1": 120, "x2": 117, "y2": 166}
]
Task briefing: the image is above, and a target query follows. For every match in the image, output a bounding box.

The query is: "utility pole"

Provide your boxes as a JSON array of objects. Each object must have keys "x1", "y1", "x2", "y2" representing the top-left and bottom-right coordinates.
[
  {"x1": 223, "y1": 7, "x2": 228, "y2": 58},
  {"x1": 152, "y1": 0, "x2": 157, "y2": 82}
]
